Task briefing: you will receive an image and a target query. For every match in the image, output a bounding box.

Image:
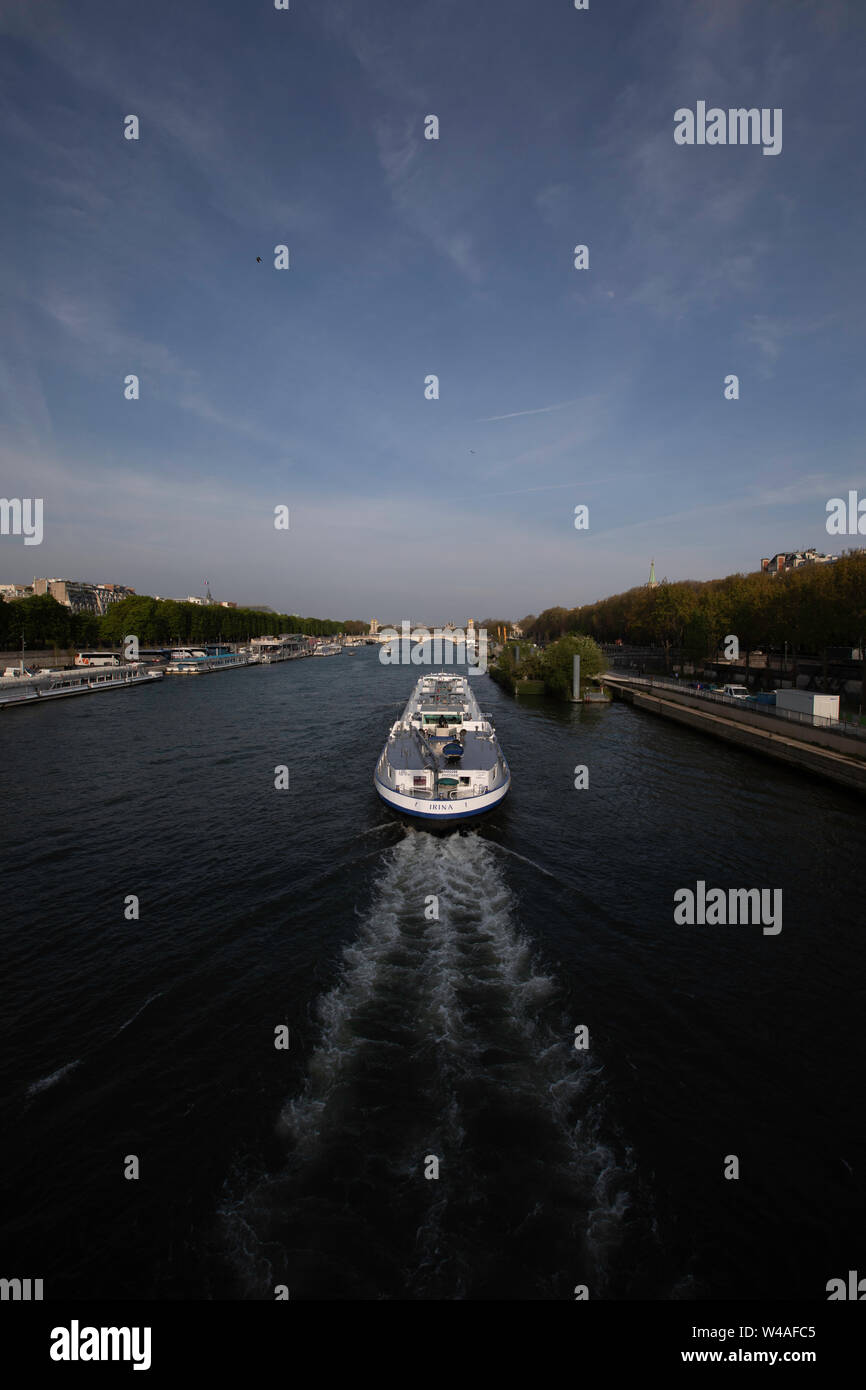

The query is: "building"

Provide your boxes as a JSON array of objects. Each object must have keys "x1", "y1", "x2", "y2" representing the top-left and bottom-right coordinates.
[
  {"x1": 369, "y1": 618, "x2": 380, "y2": 635},
  {"x1": 647, "y1": 560, "x2": 659, "y2": 589},
  {"x1": 0, "y1": 583, "x2": 34, "y2": 601},
  {"x1": 760, "y1": 548, "x2": 838, "y2": 574},
  {"x1": 31, "y1": 578, "x2": 136, "y2": 615}
]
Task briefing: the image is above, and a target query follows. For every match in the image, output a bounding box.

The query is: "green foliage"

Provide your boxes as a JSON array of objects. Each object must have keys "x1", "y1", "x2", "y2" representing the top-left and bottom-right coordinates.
[
  {"x1": 0, "y1": 593, "x2": 356, "y2": 650},
  {"x1": 507, "y1": 640, "x2": 544, "y2": 679},
  {"x1": 540, "y1": 634, "x2": 605, "y2": 698},
  {"x1": 0, "y1": 594, "x2": 100, "y2": 650},
  {"x1": 479, "y1": 619, "x2": 514, "y2": 639},
  {"x1": 521, "y1": 551, "x2": 866, "y2": 656},
  {"x1": 489, "y1": 642, "x2": 517, "y2": 694},
  {"x1": 488, "y1": 663, "x2": 515, "y2": 695},
  {"x1": 490, "y1": 634, "x2": 605, "y2": 700},
  {"x1": 96, "y1": 597, "x2": 347, "y2": 645}
]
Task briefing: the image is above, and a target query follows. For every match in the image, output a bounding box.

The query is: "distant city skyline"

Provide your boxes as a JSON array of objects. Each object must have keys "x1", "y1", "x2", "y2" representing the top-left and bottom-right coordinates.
[{"x1": 2, "y1": 0, "x2": 864, "y2": 615}]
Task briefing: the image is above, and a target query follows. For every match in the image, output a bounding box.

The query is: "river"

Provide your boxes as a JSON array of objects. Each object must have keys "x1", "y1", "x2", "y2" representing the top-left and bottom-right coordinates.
[{"x1": 1, "y1": 645, "x2": 863, "y2": 1299}]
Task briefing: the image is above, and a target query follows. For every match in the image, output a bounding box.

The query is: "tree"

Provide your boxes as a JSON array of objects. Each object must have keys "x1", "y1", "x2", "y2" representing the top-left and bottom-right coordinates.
[
  {"x1": 540, "y1": 633, "x2": 605, "y2": 699},
  {"x1": 650, "y1": 583, "x2": 698, "y2": 668},
  {"x1": 510, "y1": 551, "x2": 866, "y2": 678},
  {"x1": 1, "y1": 593, "x2": 71, "y2": 648},
  {"x1": 529, "y1": 606, "x2": 571, "y2": 642}
]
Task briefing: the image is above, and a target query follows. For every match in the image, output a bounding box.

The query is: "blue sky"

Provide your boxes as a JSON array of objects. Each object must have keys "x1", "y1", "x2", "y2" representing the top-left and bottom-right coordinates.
[{"x1": 1, "y1": 0, "x2": 863, "y2": 622}]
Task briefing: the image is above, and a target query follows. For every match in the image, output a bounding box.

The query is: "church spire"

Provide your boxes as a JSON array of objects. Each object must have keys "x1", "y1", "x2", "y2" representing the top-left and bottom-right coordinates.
[{"x1": 647, "y1": 559, "x2": 658, "y2": 588}]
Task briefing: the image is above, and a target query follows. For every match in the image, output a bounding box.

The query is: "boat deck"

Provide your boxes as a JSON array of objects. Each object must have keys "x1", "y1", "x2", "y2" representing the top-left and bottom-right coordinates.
[
  {"x1": 375, "y1": 670, "x2": 509, "y2": 815},
  {"x1": 386, "y1": 726, "x2": 499, "y2": 772}
]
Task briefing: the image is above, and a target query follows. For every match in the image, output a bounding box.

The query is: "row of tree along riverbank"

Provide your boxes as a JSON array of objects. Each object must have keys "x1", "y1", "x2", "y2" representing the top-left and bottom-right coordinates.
[
  {"x1": 0, "y1": 593, "x2": 354, "y2": 649},
  {"x1": 514, "y1": 549, "x2": 866, "y2": 671}
]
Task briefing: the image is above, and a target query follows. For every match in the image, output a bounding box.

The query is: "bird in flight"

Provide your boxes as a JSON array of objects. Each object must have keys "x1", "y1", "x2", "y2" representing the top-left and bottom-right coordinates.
[{"x1": 256, "y1": 256, "x2": 262, "y2": 263}]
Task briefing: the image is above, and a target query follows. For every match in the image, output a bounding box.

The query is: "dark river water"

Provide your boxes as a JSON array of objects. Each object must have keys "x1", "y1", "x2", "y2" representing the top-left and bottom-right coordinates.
[{"x1": 1, "y1": 646, "x2": 863, "y2": 1300}]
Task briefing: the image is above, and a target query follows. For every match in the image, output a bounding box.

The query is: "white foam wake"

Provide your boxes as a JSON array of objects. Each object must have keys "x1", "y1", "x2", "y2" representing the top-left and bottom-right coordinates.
[
  {"x1": 225, "y1": 830, "x2": 632, "y2": 1297},
  {"x1": 26, "y1": 1059, "x2": 81, "y2": 1096}
]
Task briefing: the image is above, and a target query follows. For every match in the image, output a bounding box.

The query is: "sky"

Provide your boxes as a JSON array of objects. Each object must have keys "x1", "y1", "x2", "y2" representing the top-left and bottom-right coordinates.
[{"x1": 1, "y1": 0, "x2": 864, "y2": 623}]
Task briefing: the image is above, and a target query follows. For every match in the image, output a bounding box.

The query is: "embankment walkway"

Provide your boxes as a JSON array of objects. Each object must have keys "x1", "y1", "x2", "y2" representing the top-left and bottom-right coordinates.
[{"x1": 603, "y1": 674, "x2": 866, "y2": 795}]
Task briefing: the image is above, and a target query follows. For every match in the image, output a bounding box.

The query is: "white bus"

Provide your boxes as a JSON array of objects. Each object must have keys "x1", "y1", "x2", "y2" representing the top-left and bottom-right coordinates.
[{"x1": 74, "y1": 651, "x2": 122, "y2": 668}]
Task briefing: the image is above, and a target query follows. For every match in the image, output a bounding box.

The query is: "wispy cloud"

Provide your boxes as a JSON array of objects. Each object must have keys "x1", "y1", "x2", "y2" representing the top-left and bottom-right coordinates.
[
  {"x1": 588, "y1": 473, "x2": 839, "y2": 542},
  {"x1": 2, "y1": 0, "x2": 861, "y2": 616},
  {"x1": 372, "y1": 114, "x2": 483, "y2": 281},
  {"x1": 469, "y1": 472, "x2": 654, "y2": 500},
  {"x1": 743, "y1": 312, "x2": 838, "y2": 376},
  {"x1": 474, "y1": 398, "x2": 583, "y2": 423}
]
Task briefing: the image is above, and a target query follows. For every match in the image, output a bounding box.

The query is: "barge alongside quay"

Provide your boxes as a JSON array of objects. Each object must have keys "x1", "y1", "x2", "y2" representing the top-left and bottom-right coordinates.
[
  {"x1": 0, "y1": 664, "x2": 164, "y2": 708},
  {"x1": 164, "y1": 647, "x2": 248, "y2": 674}
]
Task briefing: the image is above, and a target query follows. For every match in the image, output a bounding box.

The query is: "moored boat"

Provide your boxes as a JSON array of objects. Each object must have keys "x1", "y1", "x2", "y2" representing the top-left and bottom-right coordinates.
[
  {"x1": 164, "y1": 646, "x2": 248, "y2": 674},
  {"x1": 0, "y1": 664, "x2": 164, "y2": 709},
  {"x1": 247, "y1": 635, "x2": 309, "y2": 663},
  {"x1": 164, "y1": 656, "x2": 247, "y2": 674}
]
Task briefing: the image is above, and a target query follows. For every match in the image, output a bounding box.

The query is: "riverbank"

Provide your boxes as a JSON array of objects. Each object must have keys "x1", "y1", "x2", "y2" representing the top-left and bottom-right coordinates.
[{"x1": 605, "y1": 673, "x2": 866, "y2": 794}]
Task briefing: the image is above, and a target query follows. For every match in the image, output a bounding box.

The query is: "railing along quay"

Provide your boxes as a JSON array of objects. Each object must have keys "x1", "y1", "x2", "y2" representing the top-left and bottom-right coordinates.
[{"x1": 605, "y1": 673, "x2": 866, "y2": 743}]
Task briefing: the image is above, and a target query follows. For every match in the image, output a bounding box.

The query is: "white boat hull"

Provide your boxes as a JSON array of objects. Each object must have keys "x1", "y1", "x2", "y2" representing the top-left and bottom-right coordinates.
[
  {"x1": 165, "y1": 657, "x2": 248, "y2": 674},
  {"x1": 374, "y1": 670, "x2": 510, "y2": 822},
  {"x1": 374, "y1": 773, "x2": 511, "y2": 821},
  {"x1": 0, "y1": 670, "x2": 163, "y2": 708}
]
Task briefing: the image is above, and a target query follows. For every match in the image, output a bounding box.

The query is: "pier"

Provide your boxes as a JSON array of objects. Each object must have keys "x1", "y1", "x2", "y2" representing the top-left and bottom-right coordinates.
[{"x1": 604, "y1": 673, "x2": 866, "y2": 795}]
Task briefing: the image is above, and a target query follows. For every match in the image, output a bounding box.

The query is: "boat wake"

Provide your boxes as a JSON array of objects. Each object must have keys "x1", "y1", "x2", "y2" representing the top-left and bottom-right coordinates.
[
  {"x1": 110, "y1": 991, "x2": 164, "y2": 1039},
  {"x1": 23, "y1": 993, "x2": 165, "y2": 1103},
  {"x1": 26, "y1": 1060, "x2": 82, "y2": 1097},
  {"x1": 221, "y1": 830, "x2": 633, "y2": 1299}
]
